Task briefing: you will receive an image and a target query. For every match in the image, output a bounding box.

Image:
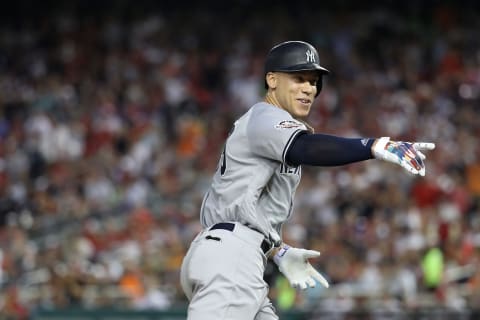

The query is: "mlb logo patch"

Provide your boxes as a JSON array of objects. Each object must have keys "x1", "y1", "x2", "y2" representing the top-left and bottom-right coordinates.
[{"x1": 275, "y1": 120, "x2": 303, "y2": 129}]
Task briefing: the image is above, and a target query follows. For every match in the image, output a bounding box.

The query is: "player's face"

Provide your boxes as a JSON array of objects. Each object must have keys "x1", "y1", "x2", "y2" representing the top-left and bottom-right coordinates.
[{"x1": 273, "y1": 71, "x2": 318, "y2": 119}]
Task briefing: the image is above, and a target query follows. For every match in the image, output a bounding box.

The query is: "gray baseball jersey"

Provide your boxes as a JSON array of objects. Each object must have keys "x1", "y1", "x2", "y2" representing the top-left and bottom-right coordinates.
[{"x1": 200, "y1": 102, "x2": 308, "y2": 244}]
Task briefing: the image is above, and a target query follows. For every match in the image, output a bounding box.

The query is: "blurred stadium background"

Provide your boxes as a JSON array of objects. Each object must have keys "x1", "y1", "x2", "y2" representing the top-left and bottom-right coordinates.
[{"x1": 1, "y1": 0, "x2": 480, "y2": 319}]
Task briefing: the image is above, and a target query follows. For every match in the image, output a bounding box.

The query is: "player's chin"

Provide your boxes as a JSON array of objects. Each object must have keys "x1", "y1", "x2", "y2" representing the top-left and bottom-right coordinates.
[{"x1": 294, "y1": 104, "x2": 311, "y2": 118}]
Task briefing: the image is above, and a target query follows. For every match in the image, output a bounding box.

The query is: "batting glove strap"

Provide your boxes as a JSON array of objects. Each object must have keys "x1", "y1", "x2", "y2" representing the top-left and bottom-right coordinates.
[{"x1": 273, "y1": 245, "x2": 329, "y2": 290}]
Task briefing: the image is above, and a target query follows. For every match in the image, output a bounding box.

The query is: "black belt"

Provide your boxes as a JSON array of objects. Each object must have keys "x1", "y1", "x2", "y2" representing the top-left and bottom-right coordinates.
[{"x1": 209, "y1": 222, "x2": 274, "y2": 254}]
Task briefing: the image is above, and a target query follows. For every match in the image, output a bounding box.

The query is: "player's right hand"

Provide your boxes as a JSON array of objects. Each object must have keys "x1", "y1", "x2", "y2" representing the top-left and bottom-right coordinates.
[{"x1": 372, "y1": 137, "x2": 435, "y2": 176}]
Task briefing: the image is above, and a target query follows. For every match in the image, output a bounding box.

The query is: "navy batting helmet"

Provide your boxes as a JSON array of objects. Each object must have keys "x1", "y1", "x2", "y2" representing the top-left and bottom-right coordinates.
[{"x1": 264, "y1": 41, "x2": 329, "y2": 96}]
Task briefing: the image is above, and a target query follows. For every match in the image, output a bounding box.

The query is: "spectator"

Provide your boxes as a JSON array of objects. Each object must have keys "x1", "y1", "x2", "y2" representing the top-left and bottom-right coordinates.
[{"x1": 0, "y1": 1, "x2": 479, "y2": 316}]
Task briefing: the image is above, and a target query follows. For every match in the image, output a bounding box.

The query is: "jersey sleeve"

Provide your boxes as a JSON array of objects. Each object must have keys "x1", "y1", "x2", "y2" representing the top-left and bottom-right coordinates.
[{"x1": 247, "y1": 106, "x2": 308, "y2": 163}]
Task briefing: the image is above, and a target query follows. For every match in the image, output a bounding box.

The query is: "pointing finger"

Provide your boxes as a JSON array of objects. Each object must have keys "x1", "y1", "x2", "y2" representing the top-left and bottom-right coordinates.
[{"x1": 413, "y1": 142, "x2": 435, "y2": 150}]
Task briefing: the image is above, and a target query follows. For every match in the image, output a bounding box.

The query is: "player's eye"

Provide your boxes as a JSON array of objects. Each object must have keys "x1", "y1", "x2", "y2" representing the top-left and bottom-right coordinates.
[
  {"x1": 293, "y1": 75, "x2": 304, "y2": 82},
  {"x1": 295, "y1": 75, "x2": 317, "y2": 86},
  {"x1": 291, "y1": 73, "x2": 317, "y2": 89}
]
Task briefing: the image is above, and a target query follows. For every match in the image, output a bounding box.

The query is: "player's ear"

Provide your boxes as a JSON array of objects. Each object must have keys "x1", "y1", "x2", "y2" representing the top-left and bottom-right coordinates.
[{"x1": 266, "y1": 72, "x2": 277, "y2": 89}]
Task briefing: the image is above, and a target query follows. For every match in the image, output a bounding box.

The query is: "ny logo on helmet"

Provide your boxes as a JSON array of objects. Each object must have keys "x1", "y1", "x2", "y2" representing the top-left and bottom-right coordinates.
[{"x1": 305, "y1": 49, "x2": 316, "y2": 63}]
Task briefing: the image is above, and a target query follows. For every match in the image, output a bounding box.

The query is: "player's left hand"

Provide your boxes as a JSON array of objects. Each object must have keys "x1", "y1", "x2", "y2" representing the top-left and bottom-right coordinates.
[
  {"x1": 273, "y1": 245, "x2": 329, "y2": 289},
  {"x1": 372, "y1": 137, "x2": 435, "y2": 176}
]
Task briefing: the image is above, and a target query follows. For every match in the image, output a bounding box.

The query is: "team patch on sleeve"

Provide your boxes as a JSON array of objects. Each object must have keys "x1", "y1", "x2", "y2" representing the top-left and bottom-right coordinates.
[{"x1": 275, "y1": 120, "x2": 304, "y2": 129}]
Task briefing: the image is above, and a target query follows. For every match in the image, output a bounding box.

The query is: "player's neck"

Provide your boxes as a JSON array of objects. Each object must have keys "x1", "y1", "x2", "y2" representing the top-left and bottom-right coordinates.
[{"x1": 264, "y1": 93, "x2": 280, "y2": 109}]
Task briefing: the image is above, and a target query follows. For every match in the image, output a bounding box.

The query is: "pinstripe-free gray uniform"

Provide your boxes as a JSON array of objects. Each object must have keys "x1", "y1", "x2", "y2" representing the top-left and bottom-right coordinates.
[
  {"x1": 180, "y1": 102, "x2": 308, "y2": 320},
  {"x1": 200, "y1": 102, "x2": 308, "y2": 244}
]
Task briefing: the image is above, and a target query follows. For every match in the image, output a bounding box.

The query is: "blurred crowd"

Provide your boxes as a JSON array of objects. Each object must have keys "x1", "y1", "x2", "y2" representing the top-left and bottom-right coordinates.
[{"x1": 1, "y1": 1, "x2": 480, "y2": 319}]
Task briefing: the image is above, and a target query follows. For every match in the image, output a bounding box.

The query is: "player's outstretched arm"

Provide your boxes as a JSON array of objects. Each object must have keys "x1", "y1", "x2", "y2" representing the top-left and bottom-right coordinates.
[
  {"x1": 273, "y1": 244, "x2": 329, "y2": 289},
  {"x1": 371, "y1": 137, "x2": 435, "y2": 176}
]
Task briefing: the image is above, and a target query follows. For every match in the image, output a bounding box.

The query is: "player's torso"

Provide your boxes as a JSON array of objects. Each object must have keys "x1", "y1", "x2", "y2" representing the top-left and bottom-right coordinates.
[{"x1": 200, "y1": 103, "x2": 306, "y2": 237}]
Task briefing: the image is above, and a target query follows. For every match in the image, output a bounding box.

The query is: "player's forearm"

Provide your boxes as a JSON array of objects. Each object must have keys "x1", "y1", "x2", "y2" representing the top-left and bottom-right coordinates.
[{"x1": 286, "y1": 132, "x2": 375, "y2": 167}]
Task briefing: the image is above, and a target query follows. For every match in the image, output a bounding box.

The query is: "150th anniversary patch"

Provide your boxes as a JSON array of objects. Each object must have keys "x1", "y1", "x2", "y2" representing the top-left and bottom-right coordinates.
[{"x1": 275, "y1": 120, "x2": 303, "y2": 129}]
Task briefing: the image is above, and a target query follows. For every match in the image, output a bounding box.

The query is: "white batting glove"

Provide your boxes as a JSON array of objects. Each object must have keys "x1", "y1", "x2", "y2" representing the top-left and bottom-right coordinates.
[
  {"x1": 372, "y1": 137, "x2": 435, "y2": 176},
  {"x1": 273, "y1": 245, "x2": 329, "y2": 290}
]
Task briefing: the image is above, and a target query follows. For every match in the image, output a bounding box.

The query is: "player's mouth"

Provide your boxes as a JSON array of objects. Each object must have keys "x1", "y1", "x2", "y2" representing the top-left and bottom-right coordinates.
[{"x1": 297, "y1": 98, "x2": 311, "y2": 106}]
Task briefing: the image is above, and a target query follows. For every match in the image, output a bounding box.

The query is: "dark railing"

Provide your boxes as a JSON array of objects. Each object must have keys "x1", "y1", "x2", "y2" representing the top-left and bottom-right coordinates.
[{"x1": 31, "y1": 308, "x2": 479, "y2": 320}]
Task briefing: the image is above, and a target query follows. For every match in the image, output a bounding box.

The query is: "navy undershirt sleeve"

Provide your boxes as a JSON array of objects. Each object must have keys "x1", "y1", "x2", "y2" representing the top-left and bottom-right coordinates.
[{"x1": 285, "y1": 132, "x2": 375, "y2": 167}]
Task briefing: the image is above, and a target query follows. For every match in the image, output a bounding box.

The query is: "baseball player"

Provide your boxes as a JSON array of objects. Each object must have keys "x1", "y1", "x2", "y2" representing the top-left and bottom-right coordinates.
[{"x1": 180, "y1": 40, "x2": 435, "y2": 320}]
